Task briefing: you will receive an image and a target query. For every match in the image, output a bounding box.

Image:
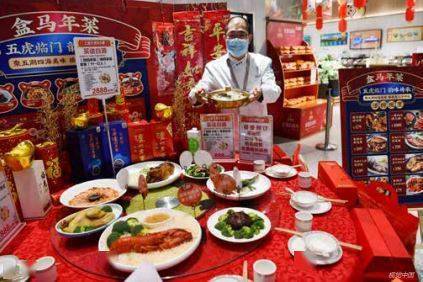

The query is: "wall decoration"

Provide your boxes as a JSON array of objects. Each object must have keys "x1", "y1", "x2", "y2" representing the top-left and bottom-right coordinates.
[
  {"x1": 320, "y1": 32, "x2": 348, "y2": 46},
  {"x1": 349, "y1": 29, "x2": 382, "y2": 50},
  {"x1": 387, "y1": 26, "x2": 423, "y2": 43}
]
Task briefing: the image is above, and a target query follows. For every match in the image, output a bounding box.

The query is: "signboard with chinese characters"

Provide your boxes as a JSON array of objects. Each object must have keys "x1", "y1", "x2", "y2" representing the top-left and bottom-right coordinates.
[
  {"x1": 0, "y1": 7, "x2": 151, "y2": 134},
  {"x1": 340, "y1": 67, "x2": 423, "y2": 204},
  {"x1": 200, "y1": 113, "x2": 235, "y2": 160},
  {"x1": 74, "y1": 37, "x2": 119, "y2": 100},
  {"x1": 239, "y1": 115, "x2": 273, "y2": 164}
]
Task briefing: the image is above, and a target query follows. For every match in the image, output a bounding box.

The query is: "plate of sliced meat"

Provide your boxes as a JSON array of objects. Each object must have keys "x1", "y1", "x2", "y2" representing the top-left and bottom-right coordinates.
[{"x1": 98, "y1": 208, "x2": 201, "y2": 272}]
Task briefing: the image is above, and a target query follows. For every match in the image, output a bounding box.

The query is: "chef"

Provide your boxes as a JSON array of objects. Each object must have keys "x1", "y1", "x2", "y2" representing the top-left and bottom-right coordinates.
[{"x1": 188, "y1": 16, "x2": 281, "y2": 116}]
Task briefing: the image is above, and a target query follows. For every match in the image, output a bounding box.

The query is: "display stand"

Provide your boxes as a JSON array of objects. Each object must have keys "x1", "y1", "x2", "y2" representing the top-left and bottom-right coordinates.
[
  {"x1": 266, "y1": 20, "x2": 326, "y2": 140},
  {"x1": 316, "y1": 89, "x2": 337, "y2": 151}
]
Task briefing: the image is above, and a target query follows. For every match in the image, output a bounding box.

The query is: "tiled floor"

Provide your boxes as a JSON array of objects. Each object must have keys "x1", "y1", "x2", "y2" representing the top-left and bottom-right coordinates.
[{"x1": 275, "y1": 103, "x2": 342, "y2": 177}]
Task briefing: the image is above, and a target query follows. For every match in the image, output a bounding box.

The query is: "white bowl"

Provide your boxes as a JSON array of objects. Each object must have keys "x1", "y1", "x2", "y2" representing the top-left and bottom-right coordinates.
[
  {"x1": 303, "y1": 231, "x2": 339, "y2": 258},
  {"x1": 140, "y1": 210, "x2": 174, "y2": 229},
  {"x1": 291, "y1": 191, "x2": 318, "y2": 208},
  {"x1": 269, "y1": 164, "x2": 292, "y2": 177}
]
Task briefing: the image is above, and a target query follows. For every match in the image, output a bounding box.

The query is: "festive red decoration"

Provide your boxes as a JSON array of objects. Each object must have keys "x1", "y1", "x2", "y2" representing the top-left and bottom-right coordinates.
[
  {"x1": 316, "y1": 5, "x2": 323, "y2": 17},
  {"x1": 316, "y1": 17, "x2": 323, "y2": 30},
  {"x1": 354, "y1": 0, "x2": 366, "y2": 8},
  {"x1": 339, "y1": 3, "x2": 347, "y2": 18},
  {"x1": 406, "y1": 0, "x2": 415, "y2": 7},
  {"x1": 302, "y1": 0, "x2": 308, "y2": 21},
  {"x1": 405, "y1": 7, "x2": 415, "y2": 22},
  {"x1": 339, "y1": 18, "x2": 347, "y2": 33}
]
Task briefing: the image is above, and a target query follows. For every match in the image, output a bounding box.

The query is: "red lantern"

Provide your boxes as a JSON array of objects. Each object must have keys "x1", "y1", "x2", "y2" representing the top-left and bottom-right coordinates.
[
  {"x1": 338, "y1": 18, "x2": 347, "y2": 33},
  {"x1": 316, "y1": 4, "x2": 323, "y2": 18},
  {"x1": 406, "y1": 7, "x2": 415, "y2": 22},
  {"x1": 302, "y1": 0, "x2": 308, "y2": 21},
  {"x1": 339, "y1": 4, "x2": 347, "y2": 18},
  {"x1": 316, "y1": 17, "x2": 323, "y2": 30},
  {"x1": 406, "y1": 0, "x2": 415, "y2": 7}
]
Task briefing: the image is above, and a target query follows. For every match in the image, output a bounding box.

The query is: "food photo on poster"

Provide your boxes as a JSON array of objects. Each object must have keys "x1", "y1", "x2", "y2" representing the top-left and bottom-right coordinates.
[{"x1": 1, "y1": 0, "x2": 423, "y2": 281}]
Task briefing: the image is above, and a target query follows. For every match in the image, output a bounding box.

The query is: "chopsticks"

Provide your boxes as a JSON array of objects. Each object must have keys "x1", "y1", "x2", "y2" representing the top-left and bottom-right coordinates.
[
  {"x1": 274, "y1": 227, "x2": 363, "y2": 251},
  {"x1": 242, "y1": 260, "x2": 248, "y2": 282},
  {"x1": 278, "y1": 192, "x2": 348, "y2": 205}
]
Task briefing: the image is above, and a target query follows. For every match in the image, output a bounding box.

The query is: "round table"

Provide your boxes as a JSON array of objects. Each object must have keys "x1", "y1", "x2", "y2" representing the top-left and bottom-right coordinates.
[{"x1": 4, "y1": 176, "x2": 360, "y2": 281}]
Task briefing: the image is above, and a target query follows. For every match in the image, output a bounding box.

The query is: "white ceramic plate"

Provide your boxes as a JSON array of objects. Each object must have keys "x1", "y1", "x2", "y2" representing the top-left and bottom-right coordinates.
[
  {"x1": 289, "y1": 199, "x2": 332, "y2": 215},
  {"x1": 405, "y1": 133, "x2": 423, "y2": 150},
  {"x1": 118, "y1": 161, "x2": 182, "y2": 190},
  {"x1": 98, "y1": 208, "x2": 201, "y2": 272},
  {"x1": 206, "y1": 171, "x2": 271, "y2": 201},
  {"x1": 55, "y1": 204, "x2": 123, "y2": 238},
  {"x1": 265, "y1": 165, "x2": 297, "y2": 179},
  {"x1": 209, "y1": 275, "x2": 244, "y2": 282},
  {"x1": 287, "y1": 235, "x2": 306, "y2": 256},
  {"x1": 406, "y1": 176, "x2": 423, "y2": 195},
  {"x1": 207, "y1": 207, "x2": 271, "y2": 243},
  {"x1": 182, "y1": 164, "x2": 225, "y2": 180},
  {"x1": 60, "y1": 179, "x2": 126, "y2": 209}
]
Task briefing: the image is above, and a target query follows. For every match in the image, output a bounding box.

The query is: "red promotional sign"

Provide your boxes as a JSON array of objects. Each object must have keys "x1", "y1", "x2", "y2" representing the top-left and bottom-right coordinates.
[
  {"x1": 266, "y1": 21, "x2": 303, "y2": 47},
  {"x1": 202, "y1": 10, "x2": 229, "y2": 63}
]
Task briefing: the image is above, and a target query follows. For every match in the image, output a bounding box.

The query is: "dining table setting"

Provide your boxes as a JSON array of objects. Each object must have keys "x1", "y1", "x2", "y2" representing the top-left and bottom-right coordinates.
[{"x1": 2, "y1": 149, "x2": 363, "y2": 282}]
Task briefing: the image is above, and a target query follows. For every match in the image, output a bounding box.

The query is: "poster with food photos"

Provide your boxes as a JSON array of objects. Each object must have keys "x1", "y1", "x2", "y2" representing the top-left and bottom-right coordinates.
[{"x1": 340, "y1": 67, "x2": 423, "y2": 204}]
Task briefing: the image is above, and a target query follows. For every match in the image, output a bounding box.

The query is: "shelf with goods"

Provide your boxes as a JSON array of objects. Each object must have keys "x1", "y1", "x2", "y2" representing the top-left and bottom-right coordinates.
[{"x1": 267, "y1": 40, "x2": 327, "y2": 140}]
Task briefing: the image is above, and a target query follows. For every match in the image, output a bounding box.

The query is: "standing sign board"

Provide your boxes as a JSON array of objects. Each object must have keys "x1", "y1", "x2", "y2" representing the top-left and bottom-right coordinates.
[
  {"x1": 239, "y1": 116, "x2": 273, "y2": 164},
  {"x1": 339, "y1": 67, "x2": 423, "y2": 204},
  {"x1": 200, "y1": 113, "x2": 235, "y2": 160},
  {"x1": 74, "y1": 37, "x2": 119, "y2": 100}
]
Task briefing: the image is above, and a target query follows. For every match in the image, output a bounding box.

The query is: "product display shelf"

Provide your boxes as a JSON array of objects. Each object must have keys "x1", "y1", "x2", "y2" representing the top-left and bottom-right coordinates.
[{"x1": 267, "y1": 40, "x2": 327, "y2": 140}]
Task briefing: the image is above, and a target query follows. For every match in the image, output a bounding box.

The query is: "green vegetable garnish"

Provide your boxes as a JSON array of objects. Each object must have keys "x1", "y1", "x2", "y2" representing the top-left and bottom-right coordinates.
[
  {"x1": 101, "y1": 206, "x2": 112, "y2": 212},
  {"x1": 215, "y1": 210, "x2": 265, "y2": 239},
  {"x1": 130, "y1": 224, "x2": 144, "y2": 236},
  {"x1": 112, "y1": 221, "x2": 131, "y2": 234},
  {"x1": 126, "y1": 217, "x2": 139, "y2": 228},
  {"x1": 107, "y1": 232, "x2": 122, "y2": 247}
]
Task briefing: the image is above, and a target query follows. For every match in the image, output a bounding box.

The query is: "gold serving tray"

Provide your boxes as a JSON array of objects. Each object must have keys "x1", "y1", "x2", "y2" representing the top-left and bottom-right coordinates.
[{"x1": 205, "y1": 87, "x2": 250, "y2": 109}]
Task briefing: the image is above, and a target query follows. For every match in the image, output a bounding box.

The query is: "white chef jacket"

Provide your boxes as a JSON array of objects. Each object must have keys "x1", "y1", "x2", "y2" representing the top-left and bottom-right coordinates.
[{"x1": 188, "y1": 52, "x2": 281, "y2": 116}]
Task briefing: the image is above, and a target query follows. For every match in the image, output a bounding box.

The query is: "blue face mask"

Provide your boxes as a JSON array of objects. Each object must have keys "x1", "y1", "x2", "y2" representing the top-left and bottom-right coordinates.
[{"x1": 226, "y1": 38, "x2": 249, "y2": 58}]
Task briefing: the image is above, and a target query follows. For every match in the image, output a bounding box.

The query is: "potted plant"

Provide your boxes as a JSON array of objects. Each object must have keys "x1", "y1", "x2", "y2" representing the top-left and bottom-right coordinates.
[{"x1": 318, "y1": 55, "x2": 343, "y2": 97}]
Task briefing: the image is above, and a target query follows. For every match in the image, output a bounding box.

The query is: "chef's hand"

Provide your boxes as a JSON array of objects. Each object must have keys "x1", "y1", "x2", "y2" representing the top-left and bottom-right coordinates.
[
  {"x1": 249, "y1": 87, "x2": 263, "y2": 102},
  {"x1": 193, "y1": 88, "x2": 208, "y2": 106}
]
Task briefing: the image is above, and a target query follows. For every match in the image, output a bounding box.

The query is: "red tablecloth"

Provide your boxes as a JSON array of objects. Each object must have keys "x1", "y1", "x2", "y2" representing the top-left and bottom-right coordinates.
[{"x1": 3, "y1": 177, "x2": 360, "y2": 282}]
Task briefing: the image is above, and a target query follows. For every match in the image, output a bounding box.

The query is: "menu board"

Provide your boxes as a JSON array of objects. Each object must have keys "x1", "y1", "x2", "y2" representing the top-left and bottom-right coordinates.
[
  {"x1": 200, "y1": 113, "x2": 235, "y2": 160},
  {"x1": 239, "y1": 115, "x2": 273, "y2": 164},
  {"x1": 340, "y1": 67, "x2": 423, "y2": 204},
  {"x1": 349, "y1": 29, "x2": 382, "y2": 50},
  {"x1": 74, "y1": 37, "x2": 119, "y2": 100}
]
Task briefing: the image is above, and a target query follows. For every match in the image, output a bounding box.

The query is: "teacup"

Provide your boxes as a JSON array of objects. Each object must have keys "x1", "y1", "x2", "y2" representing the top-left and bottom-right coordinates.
[{"x1": 291, "y1": 191, "x2": 318, "y2": 209}]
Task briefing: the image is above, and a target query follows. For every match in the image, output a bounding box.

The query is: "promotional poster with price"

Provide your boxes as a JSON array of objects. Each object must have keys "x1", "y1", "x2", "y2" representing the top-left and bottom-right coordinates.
[
  {"x1": 74, "y1": 37, "x2": 120, "y2": 100},
  {"x1": 340, "y1": 67, "x2": 423, "y2": 204}
]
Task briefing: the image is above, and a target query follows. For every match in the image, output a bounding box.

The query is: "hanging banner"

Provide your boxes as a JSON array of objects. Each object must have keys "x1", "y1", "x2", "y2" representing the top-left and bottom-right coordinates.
[
  {"x1": 340, "y1": 67, "x2": 423, "y2": 204},
  {"x1": 74, "y1": 37, "x2": 119, "y2": 100},
  {"x1": 239, "y1": 115, "x2": 273, "y2": 164},
  {"x1": 200, "y1": 113, "x2": 235, "y2": 160},
  {"x1": 202, "y1": 10, "x2": 230, "y2": 63},
  {"x1": 152, "y1": 22, "x2": 176, "y2": 97}
]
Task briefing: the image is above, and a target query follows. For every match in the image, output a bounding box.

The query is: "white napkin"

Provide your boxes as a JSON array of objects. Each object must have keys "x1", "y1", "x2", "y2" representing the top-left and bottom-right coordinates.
[{"x1": 125, "y1": 262, "x2": 162, "y2": 282}]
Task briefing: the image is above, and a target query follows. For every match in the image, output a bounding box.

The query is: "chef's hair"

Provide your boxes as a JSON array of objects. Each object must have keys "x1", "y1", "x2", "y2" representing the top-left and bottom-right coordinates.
[{"x1": 226, "y1": 15, "x2": 250, "y2": 33}]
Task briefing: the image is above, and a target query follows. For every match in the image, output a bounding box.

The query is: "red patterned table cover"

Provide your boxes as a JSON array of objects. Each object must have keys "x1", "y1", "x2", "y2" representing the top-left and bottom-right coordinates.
[{"x1": 2, "y1": 178, "x2": 360, "y2": 282}]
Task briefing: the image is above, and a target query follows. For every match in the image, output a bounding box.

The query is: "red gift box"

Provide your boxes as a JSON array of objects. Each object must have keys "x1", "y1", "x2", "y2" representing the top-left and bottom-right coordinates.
[
  {"x1": 318, "y1": 161, "x2": 358, "y2": 208},
  {"x1": 351, "y1": 208, "x2": 417, "y2": 281},
  {"x1": 127, "y1": 120, "x2": 154, "y2": 162}
]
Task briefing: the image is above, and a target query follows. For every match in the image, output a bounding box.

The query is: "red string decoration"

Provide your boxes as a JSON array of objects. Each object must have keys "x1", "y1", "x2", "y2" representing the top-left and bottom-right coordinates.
[
  {"x1": 405, "y1": 0, "x2": 415, "y2": 22},
  {"x1": 316, "y1": 4, "x2": 323, "y2": 30}
]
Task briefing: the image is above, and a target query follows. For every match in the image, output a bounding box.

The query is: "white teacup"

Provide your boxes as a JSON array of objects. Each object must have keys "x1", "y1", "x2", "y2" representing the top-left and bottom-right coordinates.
[
  {"x1": 253, "y1": 259, "x2": 276, "y2": 282},
  {"x1": 291, "y1": 191, "x2": 318, "y2": 209},
  {"x1": 298, "y1": 171, "x2": 312, "y2": 189},
  {"x1": 295, "y1": 211, "x2": 313, "y2": 232},
  {"x1": 31, "y1": 256, "x2": 57, "y2": 282}
]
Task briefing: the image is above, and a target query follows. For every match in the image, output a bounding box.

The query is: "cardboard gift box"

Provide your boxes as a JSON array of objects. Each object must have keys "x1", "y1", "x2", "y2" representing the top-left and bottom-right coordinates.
[
  {"x1": 318, "y1": 161, "x2": 358, "y2": 208},
  {"x1": 66, "y1": 126, "x2": 105, "y2": 181},
  {"x1": 351, "y1": 208, "x2": 417, "y2": 281},
  {"x1": 100, "y1": 120, "x2": 131, "y2": 176},
  {"x1": 12, "y1": 160, "x2": 51, "y2": 220}
]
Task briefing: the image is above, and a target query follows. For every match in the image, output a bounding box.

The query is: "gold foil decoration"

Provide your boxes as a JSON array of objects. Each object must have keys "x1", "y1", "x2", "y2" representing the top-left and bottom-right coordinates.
[
  {"x1": 154, "y1": 103, "x2": 173, "y2": 121},
  {"x1": 0, "y1": 124, "x2": 26, "y2": 138},
  {"x1": 71, "y1": 113, "x2": 89, "y2": 129},
  {"x1": 4, "y1": 140, "x2": 35, "y2": 171}
]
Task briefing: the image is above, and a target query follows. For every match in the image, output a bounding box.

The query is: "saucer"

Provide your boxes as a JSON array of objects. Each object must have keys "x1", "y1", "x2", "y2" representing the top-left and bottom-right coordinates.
[{"x1": 289, "y1": 199, "x2": 332, "y2": 214}]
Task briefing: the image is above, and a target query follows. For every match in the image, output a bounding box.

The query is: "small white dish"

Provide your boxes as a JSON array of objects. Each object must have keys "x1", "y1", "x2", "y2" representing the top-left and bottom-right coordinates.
[
  {"x1": 265, "y1": 165, "x2": 297, "y2": 179},
  {"x1": 291, "y1": 191, "x2": 318, "y2": 209},
  {"x1": 206, "y1": 171, "x2": 271, "y2": 201},
  {"x1": 140, "y1": 210, "x2": 174, "y2": 229},
  {"x1": 289, "y1": 199, "x2": 332, "y2": 215},
  {"x1": 207, "y1": 207, "x2": 271, "y2": 243},
  {"x1": 287, "y1": 235, "x2": 306, "y2": 256},
  {"x1": 209, "y1": 275, "x2": 244, "y2": 282},
  {"x1": 60, "y1": 179, "x2": 126, "y2": 209},
  {"x1": 55, "y1": 203, "x2": 123, "y2": 238}
]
